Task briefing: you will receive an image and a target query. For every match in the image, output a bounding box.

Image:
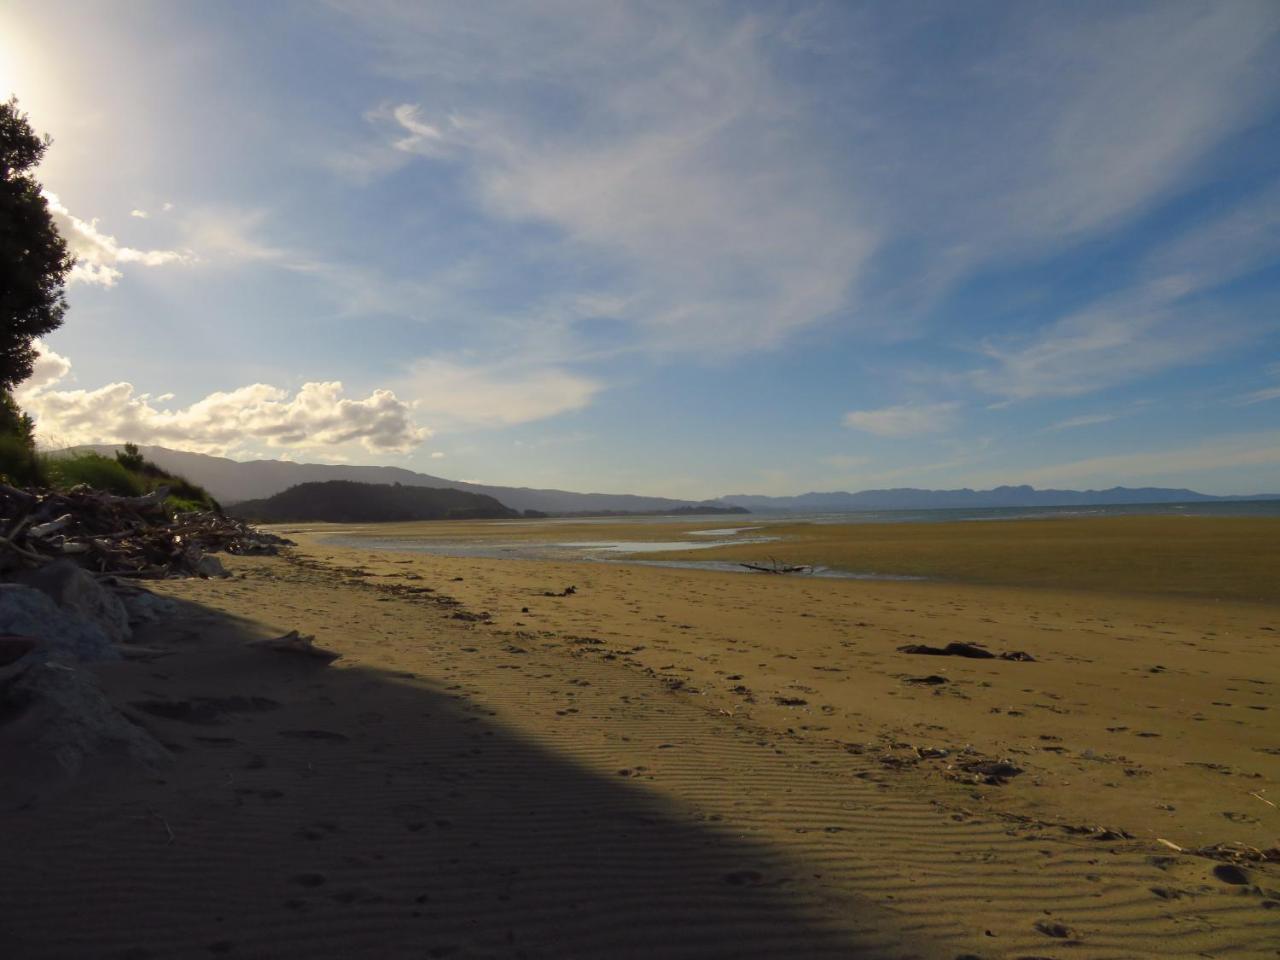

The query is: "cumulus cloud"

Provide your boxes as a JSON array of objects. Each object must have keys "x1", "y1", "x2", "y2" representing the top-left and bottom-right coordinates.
[
  {"x1": 17, "y1": 342, "x2": 429, "y2": 455},
  {"x1": 129, "y1": 209, "x2": 149, "y2": 219},
  {"x1": 42, "y1": 191, "x2": 195, "y2": 287},
  {"x1": 404, "y1": 358, "x2": 601, "y2": 427},
  {"x1": 843, "y1": 402, "x2": 959, "y2": 438}
]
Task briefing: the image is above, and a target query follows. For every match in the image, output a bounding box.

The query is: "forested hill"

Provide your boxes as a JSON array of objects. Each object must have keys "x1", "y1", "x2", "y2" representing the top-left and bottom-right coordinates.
[{"x1": 233, "y1": 481, "x2": 519, "y2": 523}]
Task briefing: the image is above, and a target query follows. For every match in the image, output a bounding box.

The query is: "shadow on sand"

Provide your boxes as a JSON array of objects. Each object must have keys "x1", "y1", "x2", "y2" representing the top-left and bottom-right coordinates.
[{"x1": 0, "y1": 596, "x2": 941, "y2": 960}]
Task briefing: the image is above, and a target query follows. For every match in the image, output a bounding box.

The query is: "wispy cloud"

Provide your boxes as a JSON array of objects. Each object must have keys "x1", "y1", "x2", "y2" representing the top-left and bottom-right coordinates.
[
  {"x1": 1236, "y1": 385, "x2": 1280, "y2": 406},
  {"x1": 402, "y1": 358, "x2": 601, "y2": 428},
  {"x1": 843, "y1": 402, "x2": 959, "y2": 438},
  {"x1": 1043, "y1": 412, "x2": 1119, "y2": 432},
  {"x1": 331, "y1": 1, "x2": 1280, "y2": 369}
]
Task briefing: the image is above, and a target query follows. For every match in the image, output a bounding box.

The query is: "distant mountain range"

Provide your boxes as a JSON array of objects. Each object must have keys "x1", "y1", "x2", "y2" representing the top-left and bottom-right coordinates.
[
  {"x1": 721, "y1": 485, "x2": 1280, "y2": 512},
  {"x1": 69, "y1": 446, "x2": 1279, "y2": 516},
  {"x1": 71, "y1": 446, "x2": 735, "y2": 515},
  {"x1": 235, "y1": 480, "x2": 519, "y2": 523}
]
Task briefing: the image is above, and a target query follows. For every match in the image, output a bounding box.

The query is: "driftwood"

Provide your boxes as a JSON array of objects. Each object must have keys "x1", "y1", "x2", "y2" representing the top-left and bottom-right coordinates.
[
  {"x1": 899, "y1": 642, "x2": 1036, "y2": 662},
  {"x1": 247, "y1": 630, "x2": 340, "y2": 664},
  {"x1": 0, "y1": 485, "x2": 293, "y2": 579},
  {"x1": 740, "y1": 557, "x2": 810, "y2": 575}
]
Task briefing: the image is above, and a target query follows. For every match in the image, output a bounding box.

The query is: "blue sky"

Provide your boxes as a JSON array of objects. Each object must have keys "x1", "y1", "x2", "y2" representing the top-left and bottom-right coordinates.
[{"x1": 5, "y1": 0, "x2": 1280, "y2": 497}]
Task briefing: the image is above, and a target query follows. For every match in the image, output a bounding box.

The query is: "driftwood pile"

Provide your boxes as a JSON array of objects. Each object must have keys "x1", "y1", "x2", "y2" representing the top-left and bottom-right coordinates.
[{"x1": 0, "y1": 482, "x2": 292, "y2": 579}]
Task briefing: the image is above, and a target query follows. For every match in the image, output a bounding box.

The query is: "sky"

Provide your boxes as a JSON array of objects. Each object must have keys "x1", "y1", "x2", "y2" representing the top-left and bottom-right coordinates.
[{"x1": 4, "y1": 0, "x2": 1280, "y2": 498}]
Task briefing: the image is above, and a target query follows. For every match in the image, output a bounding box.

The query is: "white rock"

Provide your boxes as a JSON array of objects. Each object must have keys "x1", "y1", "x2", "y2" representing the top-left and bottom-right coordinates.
[
  {"x1": 0, "y1": 583, "x2": 118, "y2": 662},
  {"x1": 2, "y1": 660, "x2": 169, "y2": 777},
  {"x1": 18, "y1": 560, "x2": 132, "y2": 645},
  {"x1": 119, "y1": 588, "x2": 179, "y2": 624},
  {"x1": 194, "y1": 554, "x2": 229, "y2": 579}
]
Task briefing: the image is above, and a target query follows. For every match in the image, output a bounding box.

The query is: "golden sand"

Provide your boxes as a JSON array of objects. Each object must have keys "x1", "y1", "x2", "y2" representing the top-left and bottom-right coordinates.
[{"x1": 1, "y1": 516, "x2": 1276, "y2": 957}]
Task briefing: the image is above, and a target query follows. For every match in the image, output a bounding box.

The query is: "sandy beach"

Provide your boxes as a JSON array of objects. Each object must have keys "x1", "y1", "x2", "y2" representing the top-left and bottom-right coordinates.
[{"x1": 2, "y1": 517, "x2": 1277, "y2": 958}]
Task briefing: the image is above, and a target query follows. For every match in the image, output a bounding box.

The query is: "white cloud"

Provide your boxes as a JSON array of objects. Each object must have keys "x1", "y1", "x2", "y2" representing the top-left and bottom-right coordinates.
[
  {"x1": 17, "y1": 342, "x2": 429, "y2": 456},
  {"x1": 429, "y1": 451, "x2": 446, "y2": 459},
  {"x1": 403, "y1": 358, "x2": 601, "y2": 427},
  {"x1": 129, "y1": 209, "x2": 149, "y2": 219},
  {"x1": 843, "y1": 402, "x2": 959, "y2": 438},
  {"x1": 384, "y1": 103, "x2": 465, "y2": 157},
  {"x1": 42, "y1": 191, "x2": 195, "y2": 287}
]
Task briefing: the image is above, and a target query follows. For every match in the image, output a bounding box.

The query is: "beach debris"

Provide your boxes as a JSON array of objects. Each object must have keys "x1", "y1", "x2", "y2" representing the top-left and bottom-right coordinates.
[
  {"x1": 740, "y1": 558, "x2": 810, "y2": 574},
  {"x1": 1155, "y1": 838, "x2": 1185, "y2": 853},
  {"x1": 903, "y1": 674, "x2": 949, "y2": 685},
  {"x1": 1193, "y1": 842, "x2": 1280, "y2": 865},
  {"x1": 0, "y1": 482, "x2": 292, "y2": 580},
  {"x1": 951, "y1": 757, "x2": 1024, "y2": 784},
  {"x1": 898, "y1": 641, "x2": 1036, "y2": 661},
  {"x1": 543, "y1": 585, "x2": 577, "y2": 596},
  {"x1": 247, "y1": 630, "x2": 341, "y2": 664},
  {"x1": 914, "y1": 746, "x2": 950, "y2": 759}
]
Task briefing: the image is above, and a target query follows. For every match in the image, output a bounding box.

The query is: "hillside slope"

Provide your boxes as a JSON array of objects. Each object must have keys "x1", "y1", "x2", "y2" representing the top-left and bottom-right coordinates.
[
  {"x1": 233, "y1": 480, "x2": 519, "y2": 523},
  {"x1": 73, "y1": 446, "x2": 724, "y2": 515}
]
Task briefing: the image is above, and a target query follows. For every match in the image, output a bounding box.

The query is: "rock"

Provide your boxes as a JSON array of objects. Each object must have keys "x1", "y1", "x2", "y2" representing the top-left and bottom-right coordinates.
[
  {"x1": 0, "y1": 584, "x2": 118, "y2": 662},
  {"x1": 1, "y1": 660, "x2": 170, "y2": 777},
  {"x1": 1213, "y1": 864, "x2": 1251, "y2": 885},
  {"x1": 0, "y1": 635, "x2": 44, "y2": 683},
  {"x1": 117, "y1": 587, "x2": 179, "y2": 625},
  {"x1": 957, "y1": 758, "x2": 1024, "y2": 784},
  {"x1": 194, "y1": 553, "x2": 229, "y2": 579},
  {"x1": 17, "y1": 560, "x2": 131, "y2": 645}
]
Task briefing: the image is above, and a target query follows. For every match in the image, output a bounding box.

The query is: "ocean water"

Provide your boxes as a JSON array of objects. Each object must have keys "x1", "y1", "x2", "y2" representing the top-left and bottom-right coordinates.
[{"x1": 752, "y1": 499, "x2": 1280, "y2": 525}]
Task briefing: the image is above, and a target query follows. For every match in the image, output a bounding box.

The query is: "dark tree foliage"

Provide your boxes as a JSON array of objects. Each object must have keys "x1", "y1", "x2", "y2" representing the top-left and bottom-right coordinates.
[{"x1": 0, "y1": 97, "x2": 74, "y2": 391}]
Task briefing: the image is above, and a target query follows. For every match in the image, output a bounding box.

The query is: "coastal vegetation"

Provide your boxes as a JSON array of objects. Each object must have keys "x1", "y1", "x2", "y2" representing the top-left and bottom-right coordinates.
[{"x1": 0, "y1": 97, "x2": 73, "y2": 486}]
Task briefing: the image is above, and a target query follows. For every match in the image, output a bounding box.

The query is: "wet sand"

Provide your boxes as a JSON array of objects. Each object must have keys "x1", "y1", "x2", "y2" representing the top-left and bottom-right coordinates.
[{"x1": 1, "y1": 517, "x2": 1277, "y2": 957}]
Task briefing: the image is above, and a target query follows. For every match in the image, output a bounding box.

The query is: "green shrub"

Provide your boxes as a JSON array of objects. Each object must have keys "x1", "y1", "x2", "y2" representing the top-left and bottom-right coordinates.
[
  {"x1": 42, "y1": 452, "x2": 146, "y2": 496},
  {"x1": 0, "y1": 431, "x2": 43, "y2": 486},
  {"x1": 0, "y1": 391, "x2": 44, "y2": 485}
]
